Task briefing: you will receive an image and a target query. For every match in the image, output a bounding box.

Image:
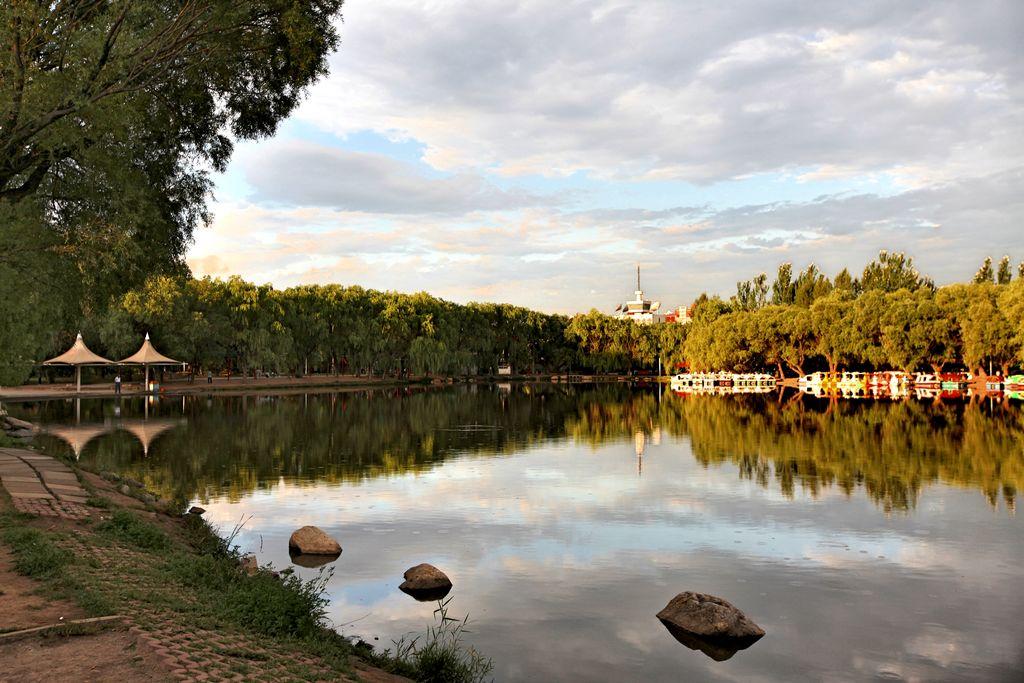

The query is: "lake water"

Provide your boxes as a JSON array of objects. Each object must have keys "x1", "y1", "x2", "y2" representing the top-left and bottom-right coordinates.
[{"x1": 8, "y1": 385, "x2": 1024, "y2": 681}]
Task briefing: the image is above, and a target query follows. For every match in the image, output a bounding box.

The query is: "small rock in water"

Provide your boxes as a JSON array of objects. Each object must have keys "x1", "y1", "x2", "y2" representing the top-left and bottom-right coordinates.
[
  {"x1": 399, "y1": 563, "x2": 453, "y2": 602},
  {"x1": 656, "y1": 592, "x2": 764, "y2": 661},
  {"x1": 187, "y1": 506, "x2": 206, "y2": 516},
  {"x1": 288, "y1": 525, "x2": 341, "y2": 556}
]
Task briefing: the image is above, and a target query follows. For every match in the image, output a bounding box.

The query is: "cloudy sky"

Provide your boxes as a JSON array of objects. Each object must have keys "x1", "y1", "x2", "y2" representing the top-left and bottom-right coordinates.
[{"x1": 188, "y1": 0, "x2": 1024, "y2": 314}]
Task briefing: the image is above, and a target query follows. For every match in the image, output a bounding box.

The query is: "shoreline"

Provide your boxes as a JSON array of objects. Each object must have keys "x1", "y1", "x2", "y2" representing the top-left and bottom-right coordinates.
[
  {"x1": 0, "y1": 444, "x2": 425, "y2": 681},
  {"x1": 0, "y1": 373, "x2": 641, "y2": 402}
]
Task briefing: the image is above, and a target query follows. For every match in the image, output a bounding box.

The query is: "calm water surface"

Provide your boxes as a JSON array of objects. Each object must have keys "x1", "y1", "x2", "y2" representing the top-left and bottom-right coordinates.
[{"x1": 8, "y1": 385, "x2": 1024, "y2": 681}]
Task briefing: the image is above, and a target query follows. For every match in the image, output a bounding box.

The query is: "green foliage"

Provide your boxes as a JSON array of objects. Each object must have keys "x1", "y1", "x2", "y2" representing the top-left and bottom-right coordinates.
[
  {"x1": 379, "y1": 597, "x2": 494, "y2": 683},
  {"x1": 167, "y1": 553, "x2": 332, "y2": 639},
  {"x1": 794, "y1": 264, "x2": 832, "y2": 306},
  {"x1": 675, "y1": 253, "x2": 1024, "y2": 375},
  {"x1": 860, "y1": 251, "x2": 933, "y2": 293},
  {"x1": 974, "y1": 257, "x2": 995, "y2": 284},
  {"x1": 1, "y1": 525, "x2": 68, "y2": 579},
  {"x1": 97, "y1": 509, "x2": 171, "y2": 551},
  {"x1": 997, "y1": 256, "x2": 1012, "y2": 285},
  {"x1": 771, "y1": 263, "x2": 795, "y2": 305},
  {"x1": 0, "y1": 0, "x2": 345, "y2": 384},
  {"x1": 95, "y1": 276, "x2": 577, "y2": 378}
]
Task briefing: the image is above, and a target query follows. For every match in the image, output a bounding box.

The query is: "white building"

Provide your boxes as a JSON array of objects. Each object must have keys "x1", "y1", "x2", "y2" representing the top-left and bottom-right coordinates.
[{"x1": 614, "y1": 267, "x2": 665, "y2": 324}]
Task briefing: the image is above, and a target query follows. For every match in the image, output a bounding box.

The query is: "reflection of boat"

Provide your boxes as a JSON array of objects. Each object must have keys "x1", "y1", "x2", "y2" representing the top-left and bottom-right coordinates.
[
  {"x1": 800, "y1": 384, "x2": 829, "y2": 398},
  {"x1": 940, "y1": 372, "x2": 972, "y2": 390},
  {"x1": 1005, "y1": 375, "x2": 1024, "y2": 391},
  {"x1": 671, "y1": 372, "x2": 774, "y2": 395},
  {"x1": 1006, "y1": 390, "x2": 1024, "y2": 401},
  {"x1": 838, "y1": 386, "x2": 866, "y2": 400},
  {"x1": 837, "y1": 372, "x2": 866, "y2": 395},
  {"x1": 799, "y1": 372, "x2": 838, "y2": 389}
]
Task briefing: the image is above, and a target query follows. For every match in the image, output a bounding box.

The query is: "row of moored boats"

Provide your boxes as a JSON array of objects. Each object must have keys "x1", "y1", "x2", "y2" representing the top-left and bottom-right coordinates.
[
  {"x1": 670, "y1": 372, "x2": 776, "y2": 394},
  {"x1": 670, "y1": 371, "x2": 1024, "y2": 398}
]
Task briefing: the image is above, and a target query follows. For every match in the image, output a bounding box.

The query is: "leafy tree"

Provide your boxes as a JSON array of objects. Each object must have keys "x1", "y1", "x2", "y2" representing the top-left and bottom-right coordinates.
[
  {"x1": 771, "y1": 263, "x2": 795, "y2": 305},
  {"x1": 880, "y1": 289, "x2": 955, "y2": 374},
  {"x1": 851, "y1": 290, "x2": 887, "y2": 367},
  {"x1": 860, "y1": 251, "x2": 933, "y2": 293},
  {"x1": 780, "y1": 307, "x2": 815, "y2": 376},
  {"x1": 0, "y1": 0, "x2": 345, "y2": 384},
  {"x1": 973, "y1": 257, "x2": 995, "y2": 285},
  {"x1": 999, "y1": 281, "x2": 1024, "y2": 365},
  {"x1": 997, "y1": 256, "x2": 1012, "y2": 285},
  {"x1": 833, "y1": 268, "x2": 857, "y2": 295},
  {"x1": 793, "y1": 264, "x2": 832, "y2": 307},
  {"x1": 734, "y1": 273, "x2": 768, "y2": 311},
  {"x1": 960, "y1": 284, "x2": 1016, "y2": 375},
  {"x1": 810, "y1": 293, "x2": 858, "y2": 374}
]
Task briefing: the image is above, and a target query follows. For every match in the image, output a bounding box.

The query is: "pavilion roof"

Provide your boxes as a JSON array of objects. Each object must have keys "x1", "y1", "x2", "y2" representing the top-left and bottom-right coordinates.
[
  {"x1": 42, "y1": 333, "x2": 114, "y2": 366},
  {"x1": 120, "y1": 333, "x2": 181, "y2": 365}
]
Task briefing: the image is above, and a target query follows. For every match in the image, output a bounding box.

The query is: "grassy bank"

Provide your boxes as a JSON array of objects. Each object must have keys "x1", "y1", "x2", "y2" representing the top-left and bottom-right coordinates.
[{"x1": 0, "y1": 459, "x2": 492, "y2": 682}]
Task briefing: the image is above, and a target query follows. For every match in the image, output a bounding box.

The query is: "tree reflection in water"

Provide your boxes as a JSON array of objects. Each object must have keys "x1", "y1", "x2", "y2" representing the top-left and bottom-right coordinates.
[{"x1": 17, "y1": 385, "x2": 1022, "y2": 512}]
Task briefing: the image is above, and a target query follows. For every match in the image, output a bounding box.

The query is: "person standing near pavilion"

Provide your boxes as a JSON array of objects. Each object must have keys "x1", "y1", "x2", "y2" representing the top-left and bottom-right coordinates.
[{"x1": 114, "y1": 373, "x2": 122, "y2": 395}]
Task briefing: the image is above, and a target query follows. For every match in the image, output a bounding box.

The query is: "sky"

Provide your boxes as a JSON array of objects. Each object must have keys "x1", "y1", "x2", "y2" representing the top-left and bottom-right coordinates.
[{"x1": 187, "y1": 0, "x2": 1024, "y2": 315}]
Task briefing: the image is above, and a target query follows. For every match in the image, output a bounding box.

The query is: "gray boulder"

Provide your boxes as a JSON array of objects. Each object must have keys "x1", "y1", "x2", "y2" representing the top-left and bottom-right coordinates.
[
  {"x1": 288, "y1": 525, "x2": 341, "y2": 556},
  {"x1": 657, "y1": 592, "x2": 764, "y2": 660}
]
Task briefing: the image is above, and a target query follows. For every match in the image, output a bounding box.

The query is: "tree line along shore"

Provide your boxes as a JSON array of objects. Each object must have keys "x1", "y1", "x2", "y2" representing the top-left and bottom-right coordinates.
[{"x1": 6, "y1": 251, "x2": 1024, "y2": 387}]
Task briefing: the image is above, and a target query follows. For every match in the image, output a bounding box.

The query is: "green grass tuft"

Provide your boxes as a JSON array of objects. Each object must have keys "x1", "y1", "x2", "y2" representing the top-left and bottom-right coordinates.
[
  {"x1": 1, "y1": 526, "x2": 68, "y2": 579},
  {"x1": 96, "y1": 510, "x2": 170, "y2": 550},
  {"x1": 374, "y1": 597, "x2": 494, "y2": 683}
]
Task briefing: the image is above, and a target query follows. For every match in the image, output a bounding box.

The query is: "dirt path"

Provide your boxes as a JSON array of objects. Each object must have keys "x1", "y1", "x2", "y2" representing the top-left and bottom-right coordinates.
[{"x1": 2, "y1": 630, "x2": 172, "y2": 683}]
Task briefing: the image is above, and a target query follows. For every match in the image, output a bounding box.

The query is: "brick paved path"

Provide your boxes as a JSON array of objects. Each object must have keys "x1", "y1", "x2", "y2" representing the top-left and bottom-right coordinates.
[{"x1": 0, "y1": 448, "x2": 92, "y2": 519}]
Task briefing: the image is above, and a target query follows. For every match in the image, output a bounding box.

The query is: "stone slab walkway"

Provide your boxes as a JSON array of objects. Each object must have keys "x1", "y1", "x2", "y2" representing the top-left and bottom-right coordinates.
[{"x1": 0, "y1": 448, "x2": 91, "y2": 519}]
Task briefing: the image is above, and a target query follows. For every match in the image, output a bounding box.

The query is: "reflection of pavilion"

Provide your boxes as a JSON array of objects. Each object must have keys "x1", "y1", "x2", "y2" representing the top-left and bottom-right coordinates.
[{"x1": 44, "y1": 418, "x2": 183, "y2": 458}]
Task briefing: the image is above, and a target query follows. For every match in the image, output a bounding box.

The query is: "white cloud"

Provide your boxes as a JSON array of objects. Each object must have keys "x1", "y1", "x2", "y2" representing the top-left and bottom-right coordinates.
[{"x1": 294, "y1": 0, "x2": 1024, "y2": 183}]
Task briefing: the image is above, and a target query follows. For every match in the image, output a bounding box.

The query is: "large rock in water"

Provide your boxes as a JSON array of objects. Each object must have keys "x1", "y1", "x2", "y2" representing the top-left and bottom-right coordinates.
[
  {"x1": 288, "y1": 526, "x2": 341, "y2": 556},
  {"x1": 399, "y1": 563, "x2": 453, "y2": 601},
  {"x1": 657, "y1": 592, "x2": 764, "y2": 661}
]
